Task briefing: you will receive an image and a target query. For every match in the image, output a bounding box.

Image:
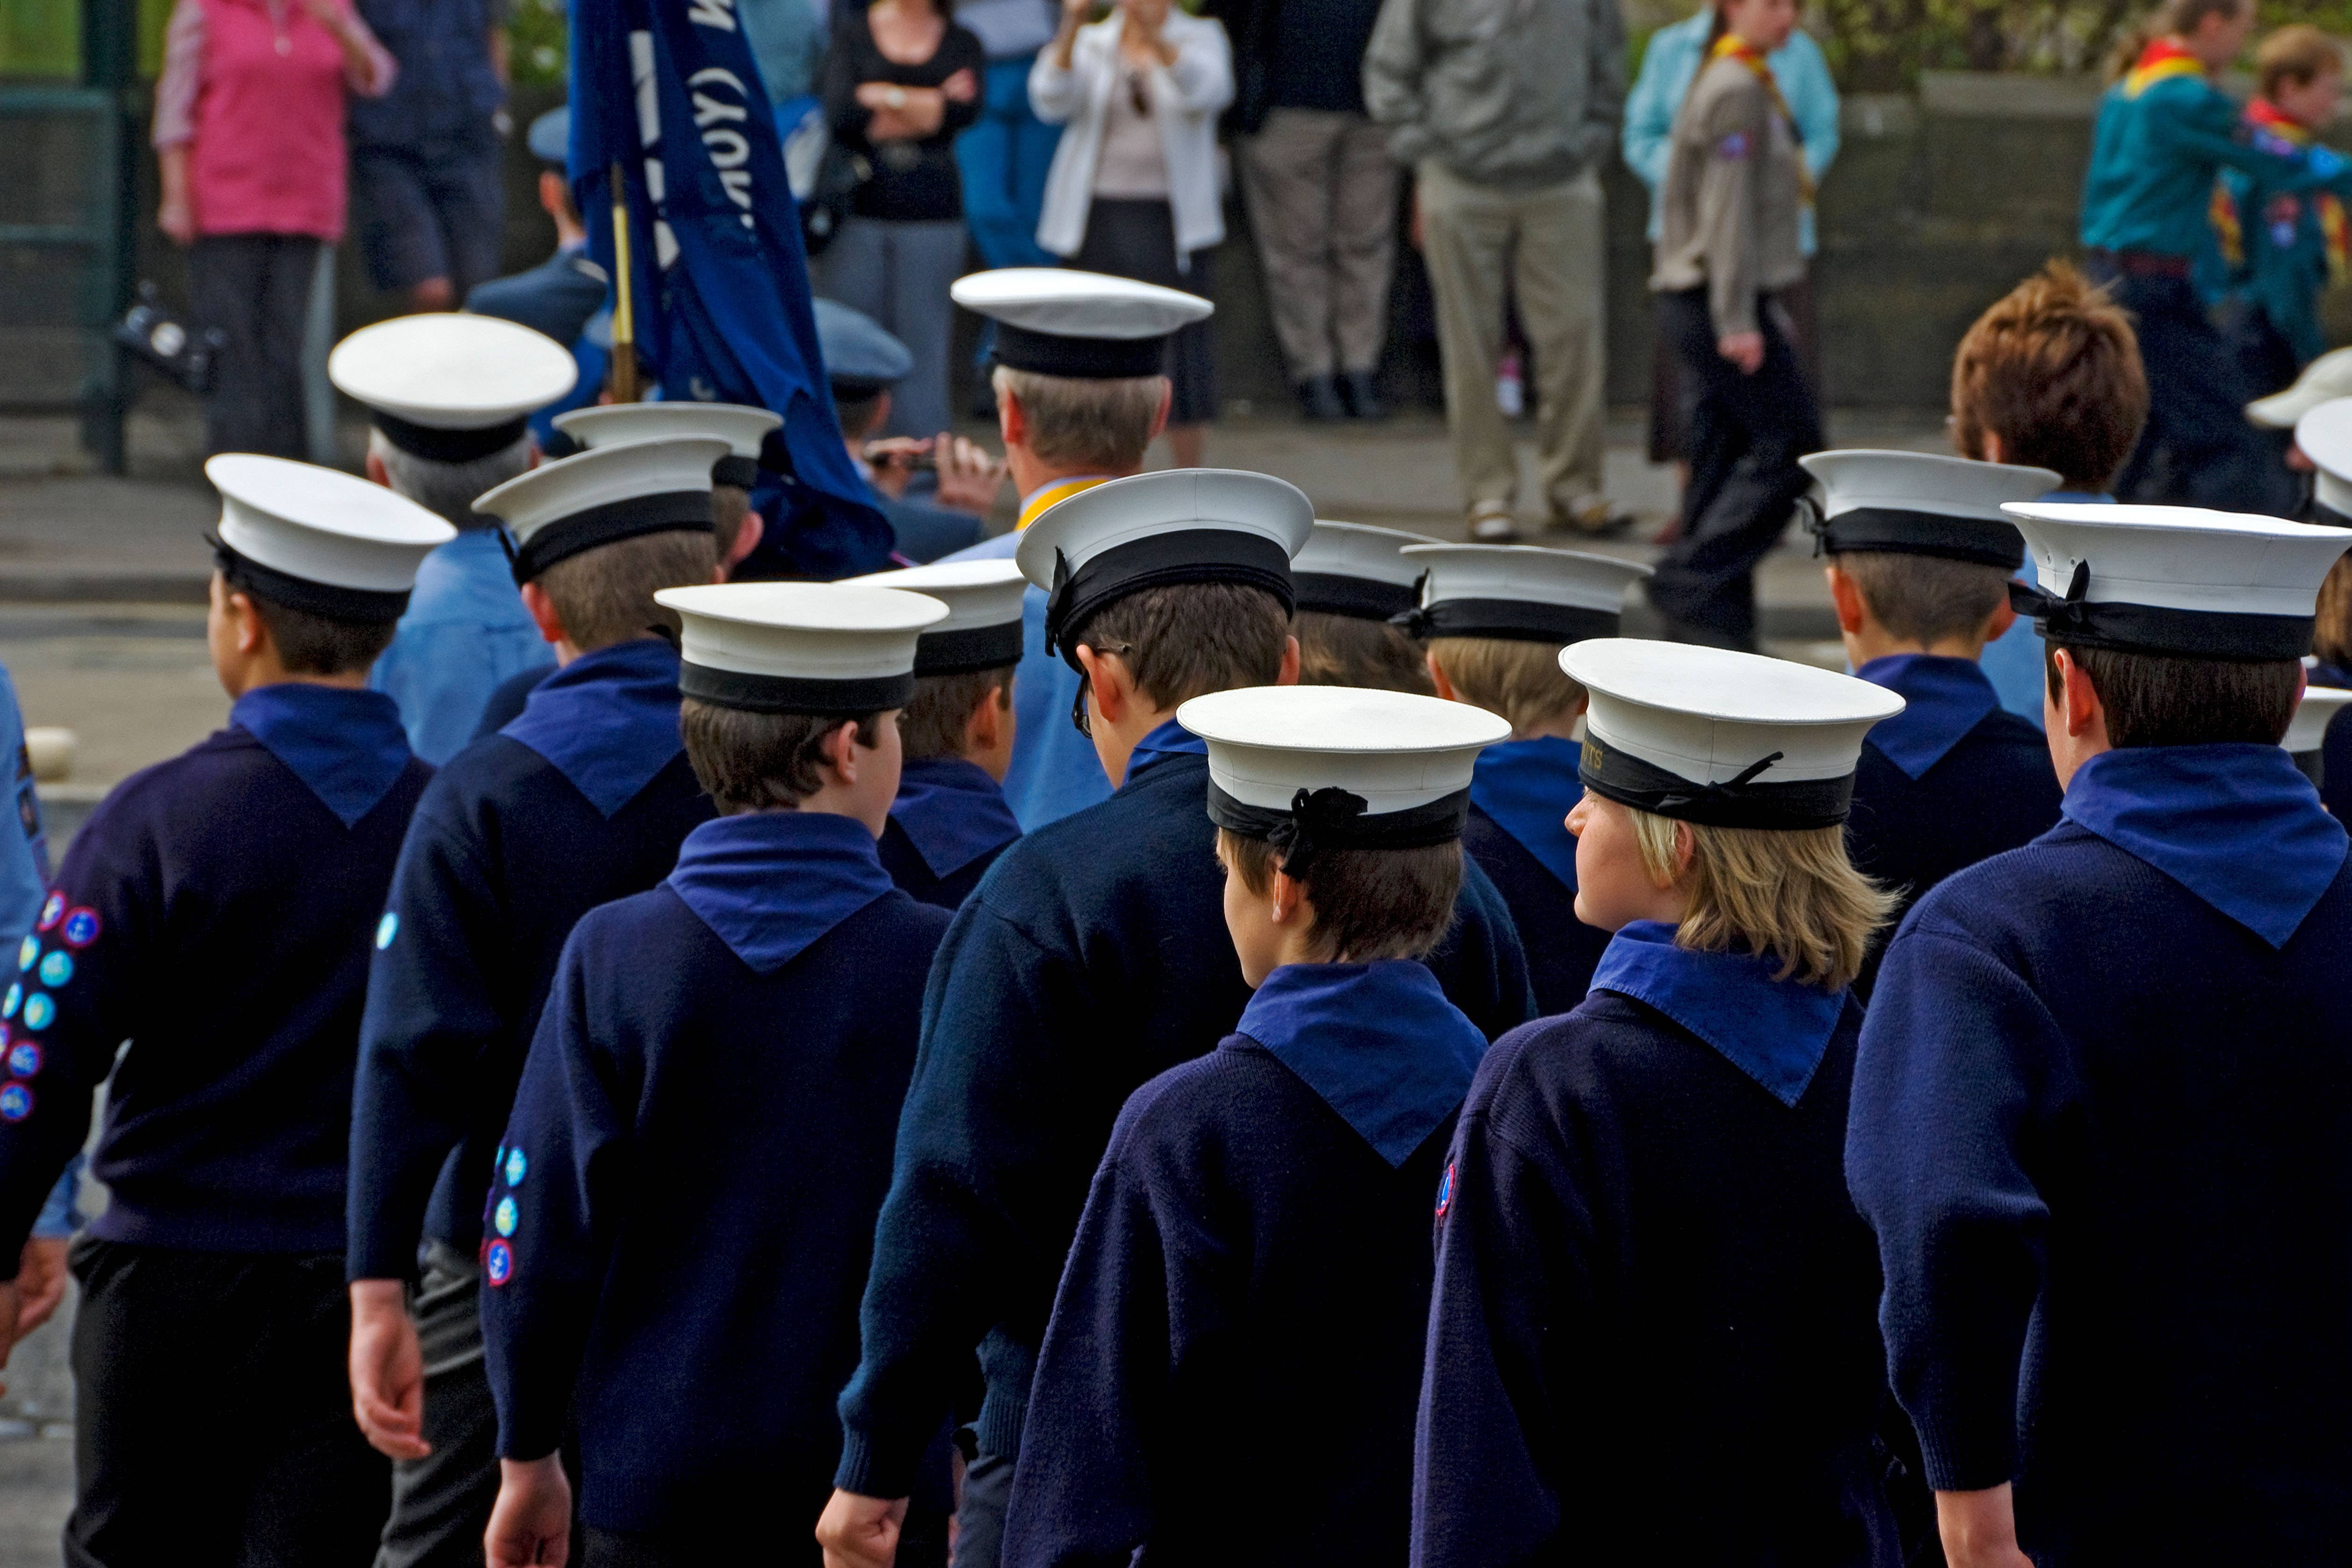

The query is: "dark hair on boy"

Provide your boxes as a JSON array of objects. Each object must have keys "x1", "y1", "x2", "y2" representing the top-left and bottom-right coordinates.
[
  {"x1": 680, "y1": 699, "x2": 886, "y2": 812},
  {"x1": 1294, "y1": 612, "x2": 1436, "y2": 695},
  {"x1": 900, "y1": 667, "x2": 1014, "y2": 761},
  {"x1": 536, "y1": 530, "x2": 718, "y2": 650},
  {"x1": 1950, "y1": 261, "x2": 2148, "y2": 492},
  {"x1": 1830, "y1": 552, "x2": 2011, "y2": 646},
  {"x1": 2042, "y1": 643, "x2": 2301, "y2": 747},
  {"x1": 1218, "y1": 829, "x2": 1463, "y2": 962},
  {"x1": 242, "y1": 590, "x2": 399, "y2": 676},
  {"x1": 1072, "y1": 582, "x2": 1291, "y2": 709},
  {"x1": 2259, "y1": 24, "x2": 2343, "y2": 98}
]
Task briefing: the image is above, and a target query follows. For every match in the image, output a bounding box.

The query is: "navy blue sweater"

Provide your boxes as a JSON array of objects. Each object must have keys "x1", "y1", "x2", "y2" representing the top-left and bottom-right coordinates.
[
  {"x1": 1415, "y1": 991, "x2": 1893, "y2": 1566},
  {"x1": 1849, "y1": 814, "x2": 2352, "y2": 1562},
  {"x1": 834, "y1": 749, "x2": 1534, "y2": 1496},
  {"x1": 482, "y1": 817, "x2": 949, "y2": 1538},
  {"x1": 0, "y1": 688, "x2": 429, "y2": 1257},
  {"x1": 1461, "y1": 804, "x2": 1608, "y2": 1017},
  {"x1": 349, "y1": 644, "x2": 714, "y2": 1279},
  {"x1": 878, "y1": 756, "x2": 1022, "y2": 911}
]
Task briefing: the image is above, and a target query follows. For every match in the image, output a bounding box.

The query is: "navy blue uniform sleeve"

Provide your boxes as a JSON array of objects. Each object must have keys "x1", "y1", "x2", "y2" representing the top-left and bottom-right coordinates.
[
  {"x1": 1845, "y1": 927, "x2": 2070, "y2": 1492},
  {"x1": 348, "y1": 797, "x2": 510, "y2": 1280},
  {"x1": 480, "y1": 925, "x2": 631, "y2": 1463}
]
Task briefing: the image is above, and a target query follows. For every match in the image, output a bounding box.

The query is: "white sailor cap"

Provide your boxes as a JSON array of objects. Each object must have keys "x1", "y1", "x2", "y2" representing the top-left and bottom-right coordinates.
[
  {"x1": 950, "y1": 268, "x2": 1211, "y2": 379},
  {"x1": 328, "y1": 313, "x2": 578, "y2": 462},
  {"x1": 1999, "y1": 501, "x2": 2352, "y2": 660},
  {"x1": 2251, "y1": 346, "x2": 2352, "y2": 429},
  {"x1": 1290, "y1": 521, "x2": 1438, "y2": 621},
  {"x1": 1397, "y1": 543, "x2": 1654, "y2": 645},
  {"x1": 1178, "y1": 685, "x2": 1510, "y2": 865},
  {"x1": 842, "y1": 558, "x2": 1028, "y2": 675},
  {"x1": 2285, "y1": 682, "x2": 2352, "y2": 755},
  {"x1": 2292, "y1": 398, "x2": 2352, "y2": 524},
  {"x1": 555, "y1": 402, "x2": 783, "y2": 490},
  {"x1": 206, "y1": 453, "x2": 456, "y2": 623},
  {"x1": 1798, "y1": 449, "x2": 2062, "y2": 570},
  {"x1": 1563, "y1": 639, "x2": 1904, "y2": 830},
  {"x1": 655, "y1": 582, "x2": 949, "y2": 714},
  {"x1": 1016, "y1": 468, "x2": 1314, "y2": 668},
  {"x1": 474, "y1": 436, "x2": 730, "y2": 584}
]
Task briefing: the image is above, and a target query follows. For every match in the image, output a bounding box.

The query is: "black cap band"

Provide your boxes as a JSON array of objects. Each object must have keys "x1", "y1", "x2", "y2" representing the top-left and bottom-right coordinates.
[
  {"x1": 210, "y1": 537, "x2": 412, "y2": 624},
  {"x1": 1293, "y1": 572, "x2": 1420, "y2": 621},
  {"x1": 1806, "y1": 505, "x2": 2026, "y2": 571},
  {"x1": 679, "y1": 662, "x2": 916, "y2": 714},
  {"x1": 991, "y1": 321, "x2": 1169, "y2": 379},
  {"x1": 509, "y1": 491, "x2": 715, "y2": 584},
  {"x1": 373, "y1": 410, "x2": 531, "y2": 463},
  {"x1": 1578, "y1": 733, "x2": 1854, "y2": 830},
  {"x1": 2009, "y1": 560, "x2": 2313, "y2": 661},
  {"x1": 1390, "y1": 598, "x2": 1620, "y2": 645},
  {"x1": 712, "y1": 455, "x2": 760, "y2": 490},
  {"x1": 1046, "y1": 530, "x2": 1295, "y2": 671},
  {"x1": 1207, "y1": 782, "x2": 1469, "y2": 875},
  {"x1": 915, "y1": 620, "x2": 1025, "y2": 677}
]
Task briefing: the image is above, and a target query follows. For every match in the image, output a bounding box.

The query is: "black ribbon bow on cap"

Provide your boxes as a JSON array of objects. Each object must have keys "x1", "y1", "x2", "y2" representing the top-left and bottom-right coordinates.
[
  {"x1": 1268, "y1": 785, "x2": 1368, "y2": 877},
  {"x1": 1794, "y1": 493, "x2": 1829, "y2": 558},
  {"x1": 1387, "y1": 605, "x2": 1437, "y2": 638},
  {"x1": 2006, "y1": 558, "x2": 2091, "y2": 635},
  {"x1": 1653, "y1": 750, "x2": 1785, "y2": 815},
  {"x1": 1045, "y1": 547, "x2": 1075, "y2": 656}
]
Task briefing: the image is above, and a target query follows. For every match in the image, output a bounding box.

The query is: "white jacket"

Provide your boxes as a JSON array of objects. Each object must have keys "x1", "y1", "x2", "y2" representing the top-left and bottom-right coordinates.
[{"x1": 1027, "y1": 10, "x2": 1233, "y2": 262}]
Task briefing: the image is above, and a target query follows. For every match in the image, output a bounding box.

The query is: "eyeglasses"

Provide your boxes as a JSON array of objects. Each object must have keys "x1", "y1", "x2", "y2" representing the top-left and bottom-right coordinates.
[{"x1": 1068, "y1": 640, "x2": 1135, "y2": 737}]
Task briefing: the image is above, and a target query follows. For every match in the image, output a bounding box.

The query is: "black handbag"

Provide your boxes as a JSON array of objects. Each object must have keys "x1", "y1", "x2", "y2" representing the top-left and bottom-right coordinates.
[
  {"x1": 111, "y1": 282, "x2": 228, "y2": 396},
  {"x1": 802, "y1": 143, "x2": 871, "y2": 258}
]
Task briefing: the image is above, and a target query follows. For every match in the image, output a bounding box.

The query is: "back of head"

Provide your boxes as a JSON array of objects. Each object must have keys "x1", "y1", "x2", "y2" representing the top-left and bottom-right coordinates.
[
  {"x1": 538, "y1": 530, "x2": 718, "y2": 653},
  {"x1": 243, "y1": 593, "x2": 401, "y2": 677},
  {"x1": 1951, "y1": 261, "x2": 2147, "y2": 492},
  {"x1": 1831, "y1": 551, "x2": 2012, "y2": 646},
  {"x1": 369, "y1": 429, "x2": 533, "y2": 528},
  {"x1": 1075, "y1": 581, "x2": 1292, "y2": 710},
  {"x1": 1630, "y1": 811, "x2": 1891, "y2": 991},
  {"x1": 1294, "y1": 612, "x2": 1436, "y2": 695},
  {"x1": 1425, "y1": 636, "x2": 1584, "y2": 733},
  {"x1": 1220, "y1": 828, "x2": 1465, "y2": 961},
  {"x1": 900, "y1": 665, "x2": 1015, "y2": 760},
  {"x1": 992, "y1": 366, "x2": 1166, "y2": 473},
  {"x1": 2045, "y1": 643, "x2": 2302, "y2": 746},
  {"x1": 2259, "y1": 23, "x2": 2344, "y2": 99},
  {"x1": 681, "y1": 701, "x2": 884, "y2": 812}
]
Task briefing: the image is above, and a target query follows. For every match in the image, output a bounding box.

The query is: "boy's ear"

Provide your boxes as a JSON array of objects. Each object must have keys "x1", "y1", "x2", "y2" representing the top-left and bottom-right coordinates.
[
  {"x1": 820, "y1": 719, "x2": 864, "y2": 781},
  {"x1": 1823, "y1": 564, "x2": 1869, "y2": 637},
  {"x1": 228, "y1": 589, "x2": 269, "y2": 657},
  {"x1": 1983, "y1": 596, "x2": 2018, "y2": 643}
]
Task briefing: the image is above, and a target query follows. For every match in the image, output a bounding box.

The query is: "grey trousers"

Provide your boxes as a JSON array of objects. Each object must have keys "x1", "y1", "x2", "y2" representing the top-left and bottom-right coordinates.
[
  {"x1": 816, "y1": 215, "x2": 968, "y2": 439},
  {"x1": 1239, "y1": 108, "x2": 1398, "y2": 381},
  {"x1": 374, "y1": 1245, "x2": 501, "y2": 1568}
]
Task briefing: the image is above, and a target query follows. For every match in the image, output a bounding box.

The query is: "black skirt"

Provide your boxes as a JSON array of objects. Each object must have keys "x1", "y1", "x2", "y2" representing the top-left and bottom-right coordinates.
[{"x1": 1073, "y1": 198, "x2": 1218, "y2": 425}]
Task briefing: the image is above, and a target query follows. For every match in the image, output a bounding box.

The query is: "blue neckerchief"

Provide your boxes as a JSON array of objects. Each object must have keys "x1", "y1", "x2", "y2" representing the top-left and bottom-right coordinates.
[
  {"x1": 666, "y1": 810, "x2": 898, "y2": 974},
  {"x1": 500, "y1": 637, "x2": 685, "y2": 819},
  {"x1": 231, "y1": 684, "x2": 413, "y2": 828},
  {"x1": 1125, "y1": 717, "x2": 1207, "y2": 784},
  {"x1": 2040, "y1": 490, "x2": 2112, "y2": 503},
  {"x1": 890, "y1": 756, "x2": 1022, "y2": 879},
  {"x1": 2309, "y1": 661, "x2": 2352, "y2": 688},
  {"x1": 1591, "y1": 920, "x2": 1848, "y2": 1107},
  {"x1": 1236, "y1": 961, "x2": 1487, "y2": 1167},
  {"x1": 1467, "y1": 736, "x2": 1583, "y2": 891},
  {"x1": 1855, "y1": 654, "x2": 2000, "y2": 780},
  {"x1": 2062, "y1": 743, "x2": 2349, "y2": 948}
]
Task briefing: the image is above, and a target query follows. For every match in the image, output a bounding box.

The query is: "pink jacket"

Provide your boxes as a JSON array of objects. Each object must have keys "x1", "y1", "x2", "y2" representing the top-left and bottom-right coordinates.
[{"x1": 152, "y1": 0, "x2": 396, "y2": 241}]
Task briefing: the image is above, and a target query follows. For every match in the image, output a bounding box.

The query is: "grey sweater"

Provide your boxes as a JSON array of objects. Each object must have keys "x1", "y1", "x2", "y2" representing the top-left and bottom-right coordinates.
[
  {"x1": 1362, "y1": 0, "x2": 1624, "y2": 189},
  {"x1": 1649, "y1": 56, "x2": 1806, "y2": 338}
]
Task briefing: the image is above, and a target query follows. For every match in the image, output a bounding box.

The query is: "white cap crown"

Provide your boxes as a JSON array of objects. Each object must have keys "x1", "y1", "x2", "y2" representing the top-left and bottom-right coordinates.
[
  {"x1": 555, "y1": 402, "x2": 781, "y2": 459},
  {"x1": 208, "y1": 453, "x2": 455, "y2": 594},
  {"x1": 329, "y1": 313, "x2": 577, "y2": 431},
  {"x1": 1179, "y1": 685, "x2": 1509, "y2": 814}
]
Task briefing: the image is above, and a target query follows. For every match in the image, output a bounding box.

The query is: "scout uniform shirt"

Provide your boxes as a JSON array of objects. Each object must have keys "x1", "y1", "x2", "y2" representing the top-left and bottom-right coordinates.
[{"x1": 2208, "y1": 98, "x2": 2352, "y2": 366}]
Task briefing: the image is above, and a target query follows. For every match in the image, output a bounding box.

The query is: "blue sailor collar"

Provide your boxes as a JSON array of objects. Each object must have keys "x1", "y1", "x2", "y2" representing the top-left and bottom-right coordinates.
[
  {"x1": 1236, "y1": 961, "x2": 1487, "y2": 1167},
  {"x1": 231, "y1": 683, "x2": 413, "y2": 828},
  {"x1": 2062, "y1": 743, "x2": 2349, "y2": 948},
  {"x1": 1468, "y1": 735, "x2": 1583, "y2": 891},
  {"x1": 1591, "y1": 920, "x2": 1848, "y2": 1107},
  {"x1": 667, "y1": 810, "x2": 898, "y2": 974},
  {"x1": 1124, "y1": 716, "x2": 1207, "y2": 784},
  {"x1": 1855, "y1": 654, "x2": 2002, "y2": 780},
  {"x1": 890, "y1": 756, "x2": 1022, "y2": 879},
  {"x1": 501, "y1": 636, "x2": 685, "y2": 818}
]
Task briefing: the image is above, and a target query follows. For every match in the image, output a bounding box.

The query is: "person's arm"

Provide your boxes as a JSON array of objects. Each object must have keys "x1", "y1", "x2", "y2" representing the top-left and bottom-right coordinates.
[
  {"x1": 937, "y1": 30, "x2": 986, "y2": 136},
  {"x1": 1621, "y1": 27, "x2": 1685, "y2": 195},
  {"x1": 1360, "y1": 0, "x2": 1429, "y2": 152},
  {"x1": 824, "y1": 17, "x2": 875, "y2": 138},
  {"x1": 1779, "y1": 31, "x2": 1840, "y2": 184},
  {"x1": 2147, "y1": 79, "x2": 2334, "y2": 193},
  {"x1": 1572, "y1": 0, "x2": 1627, "y2": 171},
  {"x1": 152, "y1": 0, "x2": 205, "y2": 243},
  {"x1": 296, "y1": 0, "x2": 398, "y2": 97},
  {"x1": 1691, "y1": 78, "x2": 1770, "y2": 350},
  {"x1": 1158, "y1": 16, "x2": 1232, "y2": 114}
]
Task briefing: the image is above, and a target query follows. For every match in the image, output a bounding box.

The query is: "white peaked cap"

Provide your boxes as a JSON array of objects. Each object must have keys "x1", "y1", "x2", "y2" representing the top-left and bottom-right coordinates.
[
  {"x1": 1291, "y1": 521, "x2": 1437, "y2": 619},
  {"x1": 1399, "y1": 543, "x2": 1653, "y2": 644},
  {"x1": 949, "y1": 268, "x2": 1211, "y2": 339},
  {"x1": 1564, "y1": 639, "x2": 1903, "y2": 829},
  {"x1": 2294, "y1": 397, "x2": 2352, "y2": 519},
  {"x1": 2252, "y1": 346, "x2": 2352, "y2": 429},
  {"x1": 1799, "y1": 449, "x2": 2059, "y2": 569},
  {"x1": 1180, "y1": 685, "x2": 1508, "y2": 831},
  {"x1": 655, "y1": 582, "x2": 949, "y2": 714},
  {"x1": 473, "y1": 436, "x2": 730, "y2": 579},
  {"x1": 556, "y1": 401, "x2": 781, "y2": 460},
  {"x1": 843, "y1": 558, "x2": 1029, "y2": 675},
  {"x1": 207, "y1": 454, "x2": 455, "y2": 619},
  {"x1": 328, "y1": 313, "x2": 577, "y2": 448},
  {"x1": 2284, "y1": 684, "x2": 2352, "y2": 754}
]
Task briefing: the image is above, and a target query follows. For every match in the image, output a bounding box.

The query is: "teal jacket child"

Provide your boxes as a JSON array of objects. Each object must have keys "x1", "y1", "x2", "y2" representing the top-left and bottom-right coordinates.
[{"x1": 2207, "y1": 98, "x2": 2352, "y2": 365}]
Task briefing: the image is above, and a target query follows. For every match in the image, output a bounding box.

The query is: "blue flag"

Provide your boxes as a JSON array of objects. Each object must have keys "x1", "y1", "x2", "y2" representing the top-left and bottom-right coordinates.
[{"x1": 567, "y1": 0, "x2": 893, "y2": 579}]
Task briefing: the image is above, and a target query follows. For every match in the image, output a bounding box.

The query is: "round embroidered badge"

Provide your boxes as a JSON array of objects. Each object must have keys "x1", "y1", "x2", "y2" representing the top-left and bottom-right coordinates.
[
  {"x1": 7, "y1": 1043, "x2": 40, "y2": 1079},
  {"x1": 375, "y1": 912, "x2": 398, "y2": 951},
  {"x1": 3, "y1": 985, "x2": 20, "y2": 1021},
  {"x1": 0, "y1": 1083, "x2": 34, "y2": 1121},
  {"x1": 35, "y1": 894, "x2": 62, "y2": 933},
  {"x1": 494, "y1": 1196, "x2": 518, "y2": 1238},
  {"x1": 504, "y1": 1148, "x2": 527, "y2": 1187},
  {"x1": 15, "y1": 938, "x2": 34, "y2": 973},
  {"x1": 59, "y1": 909, "x2": 99, "y2": 948},
  {"x1": 484, "y1": 1240, "x2": 515, "y2": 1286},
  {"x1": 1434, "y1": 1161, "x2": 1456, "y2": 1220},
  {"x1": 37, "y1": 951, "x2": 70, "y2": 988},
  {"x1": 21, "y1": 995, "x2": 53, "y2": 1032}
]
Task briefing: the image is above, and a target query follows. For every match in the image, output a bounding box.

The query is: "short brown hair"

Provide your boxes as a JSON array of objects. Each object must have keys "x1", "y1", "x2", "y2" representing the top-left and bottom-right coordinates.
[
  {"x1": 1631, "y1": 812, "x2": 1893, "y2": 992},
  {"x1": 1831, "y1": 552, "x2": 2012, "y2": 646},
  {"x1": 244, "y1": 589, "x2": 399, "y2": 677},
  {"x1": 900, "y1": 666, "x2": 1013, "y2": 761},
  {"x1": 1294, "y1": 611, "x2": 1436, "y2": 695},
  {"x1": 1425, "y1": 636, "x2": 1584, "y2": 734},
  {"x1": 2314, "y1": 554, "x2": 2352, "y2": 669},
  {"x1": 991, "y1": 365, "x2": 1165, "y2": 472},
  {"x1": 2044, "y1": 642, "x2": 2301, "y2": 746},
  {"x1": 2260, "y1": 24, "x2": 2344, "y2": 97},
  {"x1": 536, "y1": 529, "x2": 717, "y2": 651},
  {"x1": 713, "y1": 484, "x2": 752, "y2": 563},
  {"x1": 680, "y1": 699, "x2": 886, "y2": 812},
  {"x1": 1074, "y1": 581, "x2": 1291, "y2": 711},
  {"x1": 1218, "y1": 827, "x2": 1462, "y2": 962},
  {"x1": 1951, "y1": 261, "x2": 2148, "y2": 492}
]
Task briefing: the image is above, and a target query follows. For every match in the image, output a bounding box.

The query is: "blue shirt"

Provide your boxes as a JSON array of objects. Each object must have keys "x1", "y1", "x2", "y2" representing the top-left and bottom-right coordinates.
[
  {"x1": 370, "y1": 529, "x2": 557, "y2": 767},
  {"x1": 1982, "y1": 489, "x2": 2111, "y2": 719},
  {"x1": 349, "y1": 0, "x2": 505, "y2": 153}
]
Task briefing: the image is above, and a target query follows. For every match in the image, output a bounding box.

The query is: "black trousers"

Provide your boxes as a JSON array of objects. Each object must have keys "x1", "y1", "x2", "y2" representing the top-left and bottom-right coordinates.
[
  {"x1": 1646, "y1": 285, "x2": 1822, "y2": 649},
  {"x1": 2099, "y1": 265, "x2": 2274, "y2": 511},
  {"x1": 66, "y1": 1239, "x2": 389, "y2": 1568},
  {"x1": 186, "y1": 233, "x2": 318, "y2": 460},
  {"x1": 374, "y1": 1245, "x2": 502, "y2": 1568}
]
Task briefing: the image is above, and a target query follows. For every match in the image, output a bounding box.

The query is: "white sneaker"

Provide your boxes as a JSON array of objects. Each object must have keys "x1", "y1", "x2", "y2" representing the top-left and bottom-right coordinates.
[{"x1": 1469, "y1": 501, "x2": 1520, "y2": 542}]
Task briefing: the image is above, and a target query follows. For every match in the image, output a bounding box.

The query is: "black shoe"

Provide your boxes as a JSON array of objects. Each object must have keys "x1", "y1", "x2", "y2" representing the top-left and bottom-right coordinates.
[
  {"x1": 1297, "y1": 375, "x2": 1346, "y2": 421},
  {"x1": 1339, "y1": 370, "x2": 1387, "y2": 420}
]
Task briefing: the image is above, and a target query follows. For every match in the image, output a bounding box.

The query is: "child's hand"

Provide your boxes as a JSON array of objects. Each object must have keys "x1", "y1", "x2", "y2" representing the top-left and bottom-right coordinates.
[
  {"x1": 10, "y1": 1239, "x2": 68, "y2": 1341},
  {"x1": 485, "y1": 1455, "x2": 572, "y2": 1568},
  {"x1": 348, "y1": 1280, "x2": 432, "y2": 1461},
  {"x1": 817, "y1": 1488, "x2": 908, "y2": 1568}
]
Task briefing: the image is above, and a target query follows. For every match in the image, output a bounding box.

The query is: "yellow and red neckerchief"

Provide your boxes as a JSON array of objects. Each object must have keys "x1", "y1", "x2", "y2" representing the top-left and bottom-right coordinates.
[
  {"x1": 1708, "y1": 34, "x2": 1814, "y2": 205},
  {"x1": 2224, "y1": 99, "x2": 2349, "y2": 281},
  {"x1": 2124, "y1": 36, "x2": 2208, "y2": 98},
  {"x1": 1017, "y1": 474, "x2": 1115, "y2": 530},
  {"x1": 2246, "y1": 95, "x2": 2314, "y2": 144}
]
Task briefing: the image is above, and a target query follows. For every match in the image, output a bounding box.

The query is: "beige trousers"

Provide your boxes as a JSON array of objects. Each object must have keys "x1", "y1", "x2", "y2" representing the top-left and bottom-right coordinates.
[
  {"x1": 1240, "y1": 109, "x2": 1400, "y2": 381},
  {"x1": 1417, "y1": 159, "x2": 1607, "y2": 512}
]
